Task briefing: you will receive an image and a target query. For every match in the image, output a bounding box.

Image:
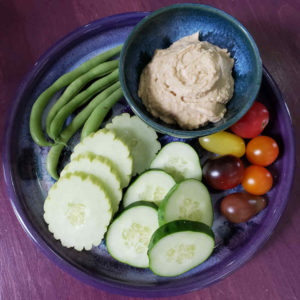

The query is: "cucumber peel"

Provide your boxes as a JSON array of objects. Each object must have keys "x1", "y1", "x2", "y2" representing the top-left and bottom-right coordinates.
[
  {"x1": 106, "y1": 201, "x2": 159, "y2": 268},
  {"x1": 106, "y1": 113, "x2": 161, "y2": 175},
  {"x1": 44, "y1": 171, "x2": 113, "y2": 251},
  {"x1": 123, "y1": 169, "x2": 176, "y2": 207},
  {"x1": 148, "y1": 220, "x2": 215, "y2": 277},
  {"x1": 158, "y1": 179, "x2": 213, "y2": 227},
  {"x1": 61, "y1": 153, "x2": 122, "y2": 214},
  {"x1": 71, "y1": 128, "x2": 133, "y2": 187},
  {"x1": 150, "y1": 142, "x2": 202, "y2": 182}
]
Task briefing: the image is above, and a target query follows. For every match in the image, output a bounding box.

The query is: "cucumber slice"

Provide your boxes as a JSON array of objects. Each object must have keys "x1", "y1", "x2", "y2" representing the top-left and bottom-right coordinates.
[
  {"x1": 148, "y1": 220, "x2": 215, "y2": 277},
  {"x1": 123, "y1": 170, "x2": 176, "y2": 207},
  {"x1": 44, "y1": 172, "x2": 113, "y2": 251},
  {"x1": 158, "y1": 179, "x2": 213, "y2": 227},
  {"x1": 150, "y1": 142, "x2": 202, "y2": 182},
  {"x1": 61, "y1": 153, "x2": 122, "y2": 214},
  {"x1": 71, "y1": 128, "x2": 133, "y2": 187},
  {"x1": 106, "y1": 113, "x2": 161, "y2": 175},
  {"x1": 106, "y1": 201, "x2": 159, "y2": 268}
]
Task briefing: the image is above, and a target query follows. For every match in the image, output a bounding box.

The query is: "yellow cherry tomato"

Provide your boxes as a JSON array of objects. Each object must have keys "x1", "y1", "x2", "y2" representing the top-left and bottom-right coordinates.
[{"x1": 199, "y1": 131, "x2": 246, "y2": 157}]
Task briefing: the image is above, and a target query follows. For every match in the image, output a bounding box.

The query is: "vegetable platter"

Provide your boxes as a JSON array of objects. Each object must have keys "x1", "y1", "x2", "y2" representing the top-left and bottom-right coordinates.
[{"x1": 2, "y1": 12, "x2": 295, "y2": 297}]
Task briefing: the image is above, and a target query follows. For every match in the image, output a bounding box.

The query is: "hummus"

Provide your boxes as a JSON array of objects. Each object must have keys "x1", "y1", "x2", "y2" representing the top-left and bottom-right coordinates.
[{"x1": 138, "y1": 32, "x2": 234, "y2": 129}]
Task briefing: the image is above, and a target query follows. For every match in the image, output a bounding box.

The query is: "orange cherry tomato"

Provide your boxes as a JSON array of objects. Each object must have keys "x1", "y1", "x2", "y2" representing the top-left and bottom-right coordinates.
[
  {"x1": 241, "y1": 165, "x2": 273, "y2": 195},
  {"x1": 246, "y1": 136, "x2": 279, "y2": 166}
]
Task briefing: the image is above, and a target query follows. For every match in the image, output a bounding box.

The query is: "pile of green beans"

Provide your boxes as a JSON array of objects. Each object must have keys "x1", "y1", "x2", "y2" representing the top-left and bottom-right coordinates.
[
  {"x1": 47, "y1": 82, "x2": 122, "y2": 179},
  {"x1": 30, "y1": 44, "x2": 122, "y2": 146},
  {"x1": 81, "y1": 87, "x2": 123, "y2": 140},
  {"x1": 29, "y1": 45, "x2": 124, "y2": 179},
  {"x1": 49, "y1": 68, "x2": 119, "y2": 140},
  {"x1": 46, "y1": 60, "x2": 119, "y2": 137}
]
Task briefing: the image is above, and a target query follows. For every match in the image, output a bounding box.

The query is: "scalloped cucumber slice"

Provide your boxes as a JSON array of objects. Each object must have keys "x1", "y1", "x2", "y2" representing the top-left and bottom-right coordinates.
[
  {"x1": 106, "y1": 201, "x2": 159, "y2": 268},
  {"x1": 44, "y1": 171, "x2": 113, "y2": 251},
  {"x1": 123, "y1": 170, "x2": 176, "y2": 207},
  {"x1": 148, "y1": 220, "x2": 215, "y2": 277},
  {"x1": 158, "y1": 179, "x2": 213, "y2": 227},
  {"x1": 106, "y1": 113, "x2": 161, "y2": 175},
  {"x1": 150, "y1": 142, "x2": 202, "y2": 182},
  {"x1": 61, "y1": 153, "x2": 122, "y2": 214},
  {"x1": 71, "y1": 128, "x2": 133, "y2": 187}
]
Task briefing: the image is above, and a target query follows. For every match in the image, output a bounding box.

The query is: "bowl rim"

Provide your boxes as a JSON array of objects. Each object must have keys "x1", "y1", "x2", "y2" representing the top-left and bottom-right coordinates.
[
  {"x1": 119, "y1": 3, "x2": 263, "y2": 138},
  {"x1": 1, "y1": 11, "x2": 294, "y2": 298}
]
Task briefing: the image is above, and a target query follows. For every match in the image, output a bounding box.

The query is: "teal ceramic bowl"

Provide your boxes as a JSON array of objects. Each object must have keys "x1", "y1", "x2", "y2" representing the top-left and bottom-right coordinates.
[{"x1": 119, "y1": 4, "x2": 262, "y2": 138}]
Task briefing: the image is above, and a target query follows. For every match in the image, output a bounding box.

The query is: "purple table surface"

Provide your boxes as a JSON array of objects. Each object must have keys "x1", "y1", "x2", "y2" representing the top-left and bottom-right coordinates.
[{"x1": 0, "y1": 0, "x2": 299, "y2": 299}]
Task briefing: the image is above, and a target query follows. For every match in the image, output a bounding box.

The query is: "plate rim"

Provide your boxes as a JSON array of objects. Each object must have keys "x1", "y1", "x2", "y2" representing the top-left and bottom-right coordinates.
[{"x1": 1, "y1": 11, "x2": 295, "y2": 297}]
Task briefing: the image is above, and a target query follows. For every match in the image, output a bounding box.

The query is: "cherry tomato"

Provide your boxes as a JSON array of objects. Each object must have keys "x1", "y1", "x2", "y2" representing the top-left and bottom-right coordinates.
[
  {"x1": 220, "y1": 192, "x2": 267, "y2": 223},
  {"x1": 246, "y1": 136, "x2": 279, "y2": 166},
  {"x1": 203, "y1": 155, "x2": 244, "y2": 190},
  {"x1": 230, "y1": 102, "x2": 269, "y2": 138},
  {"x1": 199, "y1": 131, "x2": 245, "y2": 157},
  {"x1": 241, "y1": 165, "x2": 273, "y2": 195}
]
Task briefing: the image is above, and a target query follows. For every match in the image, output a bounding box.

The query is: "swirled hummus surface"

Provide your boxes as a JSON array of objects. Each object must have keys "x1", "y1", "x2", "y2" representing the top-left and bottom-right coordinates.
[{"x1": 138, "y1": 32, "x2": 234, "y2": 129}]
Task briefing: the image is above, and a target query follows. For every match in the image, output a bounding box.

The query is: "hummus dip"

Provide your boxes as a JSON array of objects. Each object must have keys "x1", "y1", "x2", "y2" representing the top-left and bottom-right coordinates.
[{"x1": 138, "y1": 32, "x2": 234, "y2": 129}]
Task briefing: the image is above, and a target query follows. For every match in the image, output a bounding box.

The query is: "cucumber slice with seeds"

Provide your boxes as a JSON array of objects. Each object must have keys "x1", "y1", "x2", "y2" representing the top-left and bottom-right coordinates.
[
  {"x1": 61, "y1": 153, "x2": 122, "y2": 214},
  {"x1": 123, "y1": 170, "x2": 176, "y2": 207},
  {"x1": 106, "y1": 201, "x2": 159, "y2": 268},
  {"x1": 150, "y1": 142, "x2": 202, "y2": 182},
  {"x1": 106, "y1": 113, "x2": 161, "y2": 175},
  {"x1": 148, "y1": 220, "x2": 215, "y2": 277},
  {"x1": 71, "y1": 128, "x2": 133, "y2": 187},
  {"x1": 158, "y1": 179, "x2": 213, "y2": 227},
  {"x1": 44, "y1": 172, "x2": 113, "y2": 251}
]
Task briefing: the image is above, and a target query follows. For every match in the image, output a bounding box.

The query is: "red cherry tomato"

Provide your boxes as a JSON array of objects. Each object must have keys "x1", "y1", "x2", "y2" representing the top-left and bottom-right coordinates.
[
  {"x1": 246, "y1": 136, "x2": 279, "y2": 166},
  {"x1": 230, "y1": 102, "x2": 269, "y2": 138},
  {"x1": 241, "y1": 165, "x2": 273, "y2": 195}
]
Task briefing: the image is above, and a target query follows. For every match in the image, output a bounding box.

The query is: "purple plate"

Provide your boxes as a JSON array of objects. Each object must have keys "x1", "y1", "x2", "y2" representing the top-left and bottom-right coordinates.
[{"x1": 2, "y1": 12, "x2": 295, "y2": 297}]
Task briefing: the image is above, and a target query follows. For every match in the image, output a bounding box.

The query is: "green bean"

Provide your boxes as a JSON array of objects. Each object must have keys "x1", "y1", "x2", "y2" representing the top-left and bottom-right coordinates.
[
  {"x1": 49, "y1": 69, "x2": 119, "y2": 140},
  {"x1": 81, "y1": 88, "x2": 123, "y2": 140},
  {"x1": 46, "y1": 81, "x2": 121, "y2": 179},
  {"x1": 29, "y1": 44, "x2": 123, "y2": 146},
  {"x1": 46, "y1": 60, "x2": 119, "y2": 135},
  {"x1": 46, "y1": 144, "x2": 65, "y2": 180}
]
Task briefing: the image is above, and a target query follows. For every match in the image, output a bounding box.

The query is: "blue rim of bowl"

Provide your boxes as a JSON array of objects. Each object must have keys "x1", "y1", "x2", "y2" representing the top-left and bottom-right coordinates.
[
  {"x1": 1, "y1": 12, "x2": 295, "y2": 297},
  {"x1": 119, "y1": 4, "x2": 263, "y2": 138}
]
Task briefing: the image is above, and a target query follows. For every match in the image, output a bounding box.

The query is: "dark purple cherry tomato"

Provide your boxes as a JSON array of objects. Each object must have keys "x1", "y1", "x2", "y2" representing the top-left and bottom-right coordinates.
[
  {"x1": 203, "y1": 155, "x2": 244, "y2": 190},
  {"x1": 230, "y1": 101, "x2": 269, "y2": 138},
  {"x1": 220, "y1": 192, "x2": 267, "y2": 223}
]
